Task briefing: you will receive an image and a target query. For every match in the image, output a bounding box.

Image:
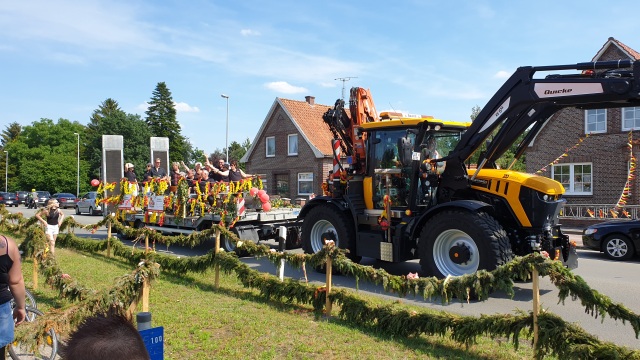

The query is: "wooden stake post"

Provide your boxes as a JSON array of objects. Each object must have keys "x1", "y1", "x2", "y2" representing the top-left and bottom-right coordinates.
[
  {"x1": 32, "y1": 257, "x2": 38, "y2": 290},
  {"x1": 142, "y1": 276, "x2": 150, "y2": 312},
  {"x1": 107, "y1": 220, "x2": 112, "y2": 257},
  {"x1": 532, "y1": 267, "x2": 540, "y2": 351},
  {"x1": 214, "y1": 228, "x2": 221, "y2": 289}
]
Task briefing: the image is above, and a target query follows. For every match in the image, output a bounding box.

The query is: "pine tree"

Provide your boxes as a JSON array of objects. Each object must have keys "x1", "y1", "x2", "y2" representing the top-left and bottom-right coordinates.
[
  {"x1": 145, "y1": 82, "x2": 189, "y2": 162},
  {"x1": 1, "y1": 122, "x2": 22, "y2": 147}
]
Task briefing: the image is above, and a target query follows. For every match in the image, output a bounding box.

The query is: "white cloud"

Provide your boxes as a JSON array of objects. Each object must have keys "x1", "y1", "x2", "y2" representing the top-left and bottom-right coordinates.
[
  {"x1": 240, "y1": 29, "x2": 261, "y2": 36},
  {"x1": 264, "y1": 81, "x2": 308, "y2": 94},
  {"x1": 174, "y1": 102, "x2": 200, "y2": 113},
  {"x1": 136, "y1": 102, "x2": 149, "y2": 112},
  {"x1": 494, "y1": 70, "x2": 511, "y2": 79},
  {"x1": 319, "y1": 82, "x2": 337, "y2": 88}
]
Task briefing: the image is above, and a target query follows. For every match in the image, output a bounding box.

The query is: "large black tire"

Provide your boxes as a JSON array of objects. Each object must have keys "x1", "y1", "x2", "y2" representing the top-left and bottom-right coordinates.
[
  {"x1": 301, "y1": 204, "x2": 360, "y2": 263},
  {"x1": 418, "y1": 210, "x2": 513, "y2": 278},
  {"x1": 603, "y1": 234, "x2": 635, "y2": 261}
]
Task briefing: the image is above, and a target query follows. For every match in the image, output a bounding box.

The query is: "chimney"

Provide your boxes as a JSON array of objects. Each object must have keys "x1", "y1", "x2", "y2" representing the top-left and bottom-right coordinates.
[{"x1": 305, "y1": 96, "x2": 315, "y2": 105}]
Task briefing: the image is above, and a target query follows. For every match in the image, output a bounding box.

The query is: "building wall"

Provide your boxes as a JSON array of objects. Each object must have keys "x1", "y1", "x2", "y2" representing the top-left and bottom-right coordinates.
[
  {"x1": 527, "y1": 107, "x2": 638, "y2": 205},
  {"x1": 246, "y1": 106, "x2": 331, "y2": 199}
]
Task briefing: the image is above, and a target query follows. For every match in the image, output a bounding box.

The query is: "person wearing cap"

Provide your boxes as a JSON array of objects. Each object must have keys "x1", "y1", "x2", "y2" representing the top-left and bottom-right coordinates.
[
  {"x1": 34, "y1": 198, "x2": 64, "y2": 256},
  {"x1": 124, "y1": 163, "x2": 139, "y2": 197},
  {"x1": 29, "y1": 189, "x2": 38, "y2": 208},
  {"x1": 142, "y1": 162, "x2": 154, "y2": 183}
]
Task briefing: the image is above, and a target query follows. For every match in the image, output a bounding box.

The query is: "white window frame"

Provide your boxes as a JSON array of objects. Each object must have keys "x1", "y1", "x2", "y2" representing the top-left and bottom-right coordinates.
[
  {"x1": 622, "y1": 107, "x2": 640, "y2": 131},
  {"x1": 297, "y1": 172, "x2": 313, "y2": 195},
  {"x1": 585, "y1": 109, "x2": 606, "y2": 134},
  {"x1": 551, "y1": 162, "x2": 593, "y2": 195},
  {"x1": 288, "y1": 134, "x2": 298, "y2": 156},
  {"x1": 265, "y1": 136, "x2": 275, "y2": 158}
]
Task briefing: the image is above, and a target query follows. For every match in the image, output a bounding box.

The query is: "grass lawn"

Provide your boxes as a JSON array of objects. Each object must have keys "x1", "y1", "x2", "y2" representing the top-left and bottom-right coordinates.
[{"x1": 13, "y1": 235, "x2": 538, "y2": 360}]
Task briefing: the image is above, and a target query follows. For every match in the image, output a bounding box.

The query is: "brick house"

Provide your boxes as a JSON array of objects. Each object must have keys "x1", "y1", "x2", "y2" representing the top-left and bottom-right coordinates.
[
  {"x1": 526, "y1": 37, "x2": 640, "y2": 206},
  {"x1": 240, "y1": 96, "x2": 335, "y2": 200}
]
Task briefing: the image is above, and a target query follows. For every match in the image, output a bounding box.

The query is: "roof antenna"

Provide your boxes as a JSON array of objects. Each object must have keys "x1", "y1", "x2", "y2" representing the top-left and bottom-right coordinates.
[{"x1": 335, "y1": 77, "x2": 357, "y2": 100}]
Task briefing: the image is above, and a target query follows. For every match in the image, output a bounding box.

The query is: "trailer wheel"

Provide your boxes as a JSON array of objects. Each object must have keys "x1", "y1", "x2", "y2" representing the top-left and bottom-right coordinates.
[
  {"x1": 418, "y1": 210, "x2": 513, "y2": 278},
  {"x1": 221, "y1": 228, "x2": 249, "y2": 256},
  {"x1": 284, "y1": 227, "x2": 301, "y2": 250},
  {"x1": 302, "y1": 204, "x2": 359, "y2": 262}
]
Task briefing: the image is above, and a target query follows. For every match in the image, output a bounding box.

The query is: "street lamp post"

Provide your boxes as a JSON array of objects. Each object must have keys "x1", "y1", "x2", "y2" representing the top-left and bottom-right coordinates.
[
  {"x1": 3, "y1": 151, "x2": 7, "y2": 192},
  {"x1": 221, "y1": 94, "x2": 229, "y2": 163},
  {"x1": 74, "y1": 133, "x2": 80, "y2": 197}
]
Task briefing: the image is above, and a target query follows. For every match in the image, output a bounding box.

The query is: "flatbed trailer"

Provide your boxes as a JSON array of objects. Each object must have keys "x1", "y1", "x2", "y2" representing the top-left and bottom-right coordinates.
[{"x1": 124, "y1": 208, "x2": 302, "y2": 252}]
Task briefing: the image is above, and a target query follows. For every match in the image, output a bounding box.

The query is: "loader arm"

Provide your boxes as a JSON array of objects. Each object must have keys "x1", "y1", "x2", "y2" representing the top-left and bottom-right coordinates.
[{"x1": 440, "y1": 60, "x2": 640, "y2": 193}]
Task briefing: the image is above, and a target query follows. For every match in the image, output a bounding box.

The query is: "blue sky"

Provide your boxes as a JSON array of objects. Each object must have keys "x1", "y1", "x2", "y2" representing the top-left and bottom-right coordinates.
[{"x1": 1, "y1": 0, "x2": 639, "y2": 154}]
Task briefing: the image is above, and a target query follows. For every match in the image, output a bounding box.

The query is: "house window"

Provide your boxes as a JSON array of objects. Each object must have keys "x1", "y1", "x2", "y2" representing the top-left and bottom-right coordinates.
[
  {"x1": 288, "y1": 134, "x2": 298, "y2": 156},
  {"x1": 585, "y1": 109, "x2": 606, "y2": 134},
  {"x1": 551, "y1": 163, "x2": 592, "y2": 195},
  {"x1": 298, "y1": 172, "x2": 313, "y2": 195},
  {"x1": 276, "y1": 174, "x2": 289, "y2": 197},
  {"x1": 622, "y1": 107, "x2": 640, "y2": 130},
  {"x1": 266, "y1": 136, "x2": 275, "y2": 157}
]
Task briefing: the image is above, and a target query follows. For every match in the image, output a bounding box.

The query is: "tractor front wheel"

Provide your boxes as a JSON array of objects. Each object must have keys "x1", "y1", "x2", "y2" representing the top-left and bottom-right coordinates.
[{"x1": 418, "y1": 210, "x2": 513, "y2": 278}]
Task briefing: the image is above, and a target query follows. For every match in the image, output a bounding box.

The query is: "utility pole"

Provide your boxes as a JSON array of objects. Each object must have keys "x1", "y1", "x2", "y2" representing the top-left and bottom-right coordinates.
[{"x1": 335, "y1": 77, "x2": 357, "y2": 100}]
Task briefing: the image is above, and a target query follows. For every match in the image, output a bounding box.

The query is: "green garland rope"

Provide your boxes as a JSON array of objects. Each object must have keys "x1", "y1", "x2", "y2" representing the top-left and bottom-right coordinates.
[{"x1": 2, "y1": 205, "x2": 640, "y2": 358}]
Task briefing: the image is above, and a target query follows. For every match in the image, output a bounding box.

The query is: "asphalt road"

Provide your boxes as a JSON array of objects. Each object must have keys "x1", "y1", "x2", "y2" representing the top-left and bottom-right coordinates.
[{"x1": 6, "y1": 206, "x2": 640, "y2": 350}]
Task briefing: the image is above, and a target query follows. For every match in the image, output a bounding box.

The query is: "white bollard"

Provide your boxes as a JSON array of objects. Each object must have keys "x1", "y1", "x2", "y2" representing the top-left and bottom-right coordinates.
[{"x1": 278, "y1": 226, "x2": 287, "y2": 281}]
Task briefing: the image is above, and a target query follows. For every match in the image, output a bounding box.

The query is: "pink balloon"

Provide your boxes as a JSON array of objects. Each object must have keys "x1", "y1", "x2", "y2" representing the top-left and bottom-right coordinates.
[
  {"x1": 262, "y1": 202, "x2": 271, "y2": 212},
  {"x1": 91, "y1": 179, "x2": 100, "y2": 187},
  {"x1": 257, "y1": 189, "x2": 266, "y2": 197},
  {"x1": 259, "y1": 193, "x2": 270, "y2": 203},
  {"x1": 249, "y1": 187, "x2": 259, "y2": 197}
]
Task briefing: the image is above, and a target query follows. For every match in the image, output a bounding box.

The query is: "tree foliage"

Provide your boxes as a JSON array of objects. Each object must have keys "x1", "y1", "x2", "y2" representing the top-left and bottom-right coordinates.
[
  {"x1": 145, "y1": 82, "x2": 190, "y2": 163},
  {"x1": 1, "y1": 122, "x2": 21, "y2": 148},
  {"x1": 466, "y1": 105, "x2": 527, "y2": 171},
  {"x1": 204, "y1": 138, "x2": 251, "y2": 170},
  {"x1": 14, "y1": 118, "x2": 85, "y2": 194},
  {"x1": 85, "y1": 99, "x2": 152, "y2": 180}
]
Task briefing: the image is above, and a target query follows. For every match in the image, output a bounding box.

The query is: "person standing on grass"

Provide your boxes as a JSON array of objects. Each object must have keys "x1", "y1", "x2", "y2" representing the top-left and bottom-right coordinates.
[
  {"x1": 0, "y1": 234, "x2": 26, "y2": 358},
  {"x1": 35, "y1": 199, "x2": 64, "y2": 256}
]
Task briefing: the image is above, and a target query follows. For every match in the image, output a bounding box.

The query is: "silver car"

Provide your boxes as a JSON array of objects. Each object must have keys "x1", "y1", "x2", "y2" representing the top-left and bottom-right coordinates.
[{"x1": 75, "y1": 191, "x2": 103, "y2": 216}]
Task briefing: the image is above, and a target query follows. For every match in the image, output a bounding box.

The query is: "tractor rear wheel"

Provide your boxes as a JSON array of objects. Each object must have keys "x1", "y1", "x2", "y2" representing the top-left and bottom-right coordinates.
[{"x1": 418, "y1": 210, "x2": 513, "y2": 278}]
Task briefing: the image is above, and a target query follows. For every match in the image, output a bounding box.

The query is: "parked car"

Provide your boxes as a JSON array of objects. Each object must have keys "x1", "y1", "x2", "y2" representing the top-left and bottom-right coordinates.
[
  {"x1": 16, "y1": 191, "x2": 29, "y2": 205},
  {"x1": 76, "y1": 191, "x2": 102, "y2": 216},
  {"x1": 582, "y1": 220, "x2": 640, "y2": 260},
  {"x1": 34, "y1": 191, "x2": 51, "y2": 207},
  {"x1": 0, "y1": 192, "x2": 19, "y2": 207},
  {"x1": 52, "y1": 193, "x2": 78, "y2": 209}
]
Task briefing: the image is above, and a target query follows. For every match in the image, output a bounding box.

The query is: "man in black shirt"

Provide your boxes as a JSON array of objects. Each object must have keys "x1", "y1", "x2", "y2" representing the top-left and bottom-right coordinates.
[{"x1": 150, "y1": 158, "x2": 169, "y2": 181}]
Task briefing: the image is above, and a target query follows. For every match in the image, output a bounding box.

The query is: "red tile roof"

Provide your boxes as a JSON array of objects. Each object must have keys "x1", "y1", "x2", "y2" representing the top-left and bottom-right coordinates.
[
  {"x1": 612, "y1": 38, "x2": 640, "y2": 60},
  {"x1": 593, "y1": 37, "x2": 640, "y2": 61},
  {"x1": 279, "y1": 98, "x2": 335, "y2": 156}
]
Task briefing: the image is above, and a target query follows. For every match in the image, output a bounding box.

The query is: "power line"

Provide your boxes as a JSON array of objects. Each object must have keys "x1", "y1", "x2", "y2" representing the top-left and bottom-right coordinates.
[{"x1": 335, "y1": 77, "x2": 357, "y2": 100}]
